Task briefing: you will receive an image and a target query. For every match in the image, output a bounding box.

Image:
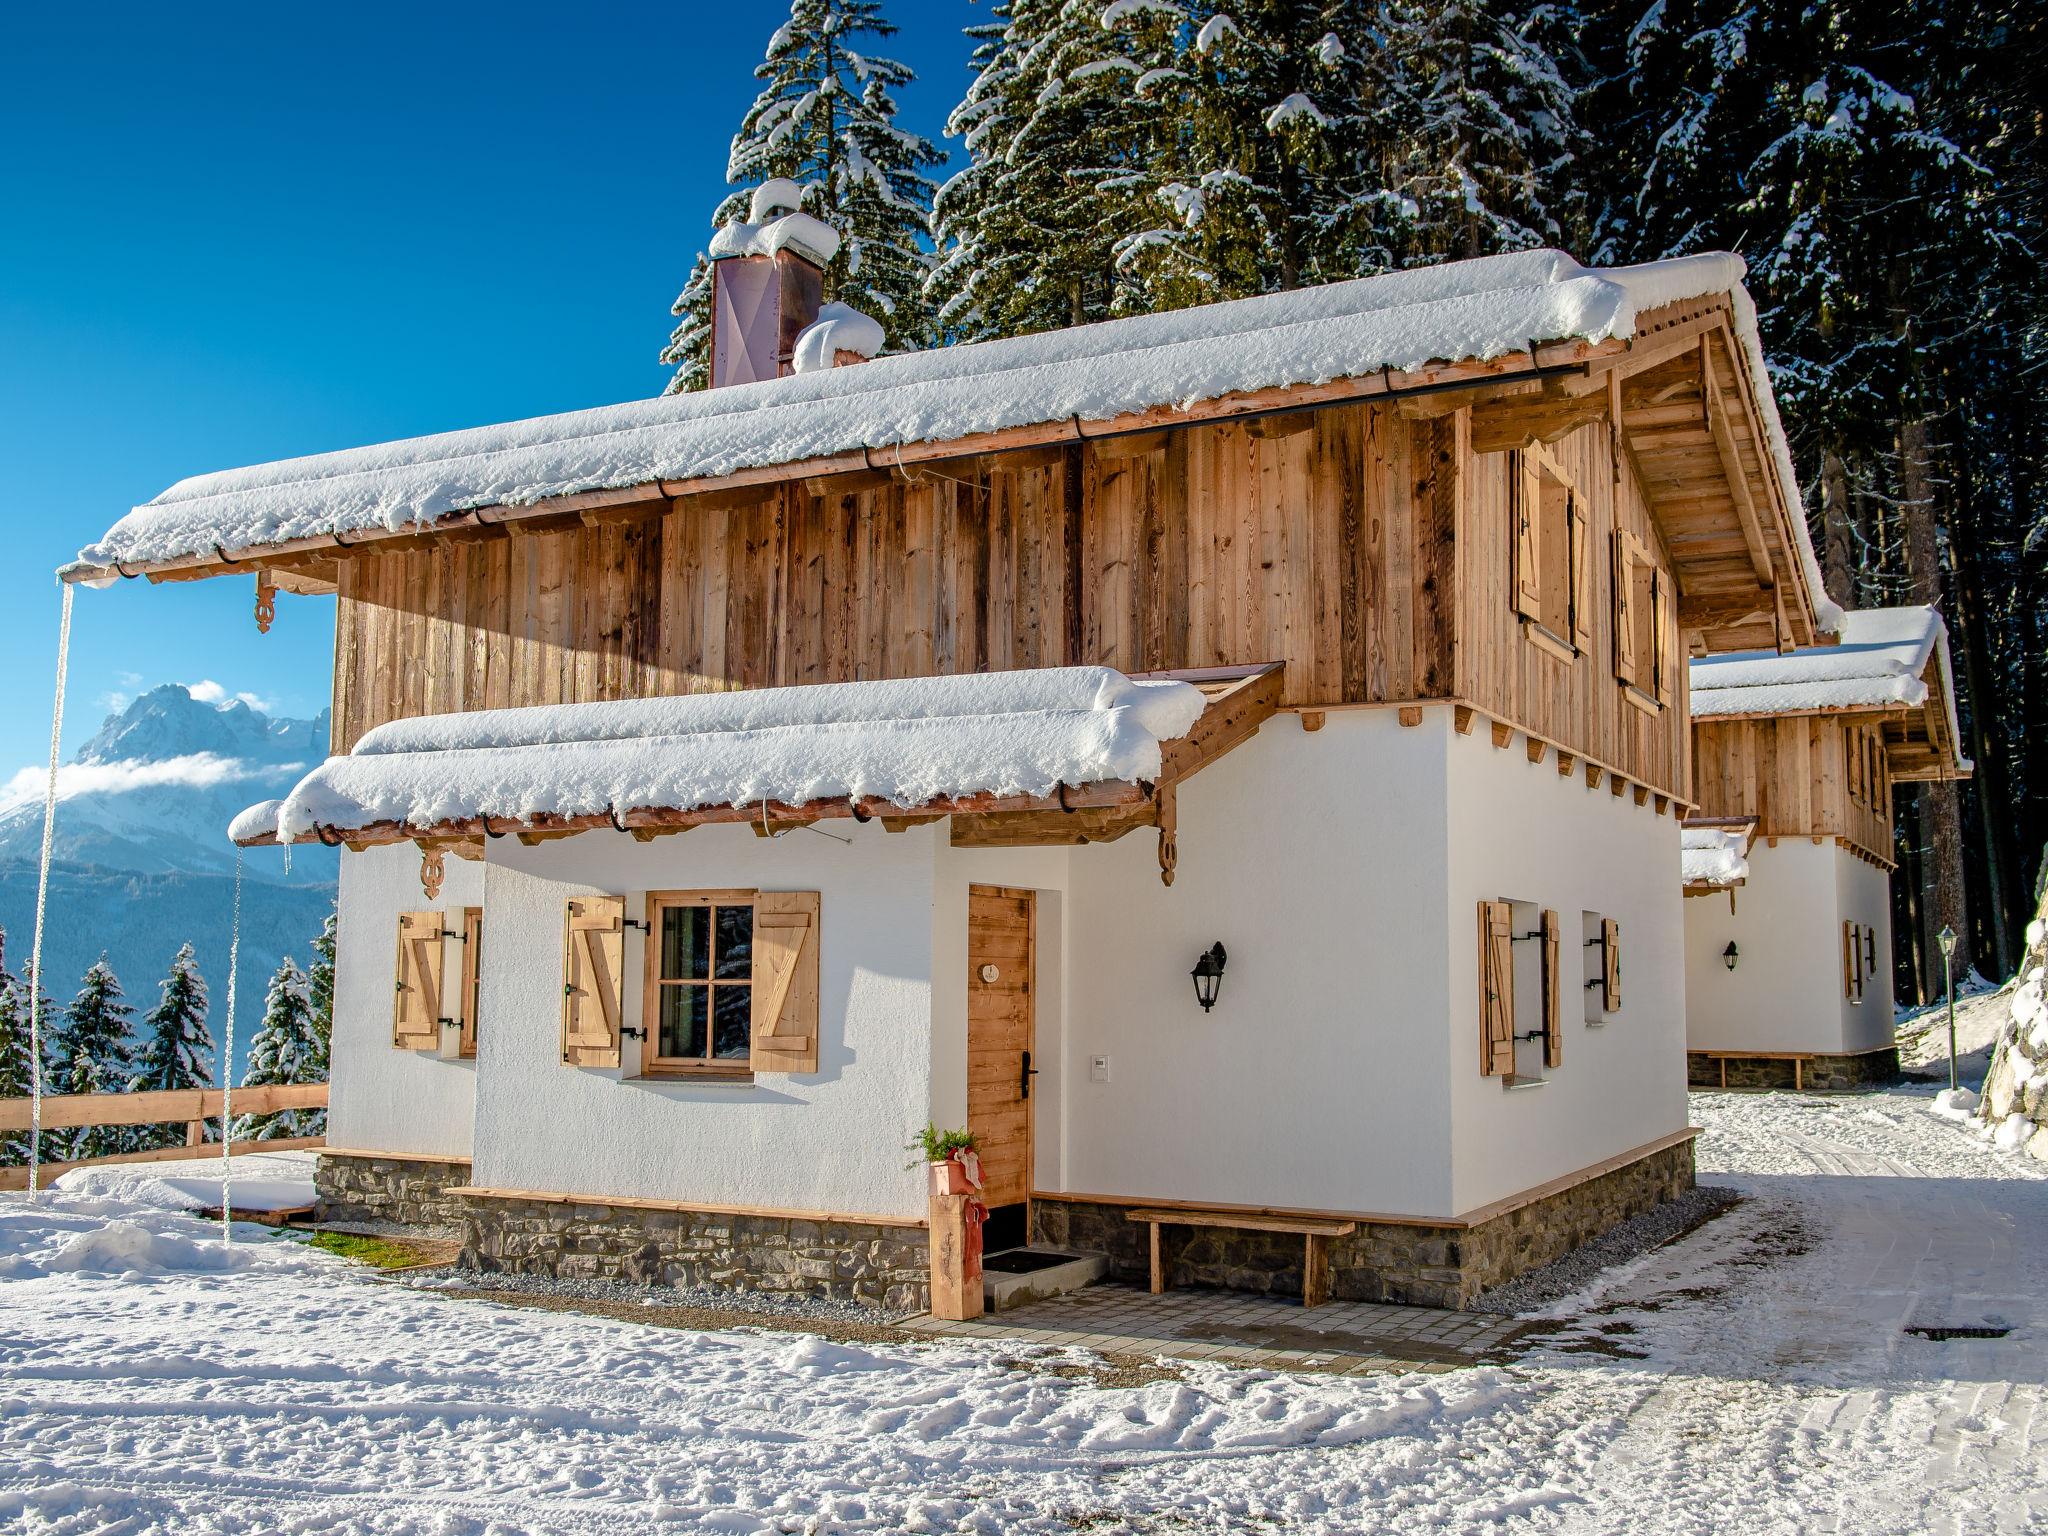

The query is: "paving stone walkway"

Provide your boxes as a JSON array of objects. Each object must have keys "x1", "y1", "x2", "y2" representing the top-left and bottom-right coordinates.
[{"x1": 900, "y1": 1280, "x2": 1530, "y2": 1374}]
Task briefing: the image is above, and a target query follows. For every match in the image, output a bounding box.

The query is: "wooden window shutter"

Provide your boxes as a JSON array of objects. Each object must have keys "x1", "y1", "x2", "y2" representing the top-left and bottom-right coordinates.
[
  {"x1": 1842, "y1": 921, "x2": 1858, "y2": 1000},
  {"x1": 458, "y1": 906, "x2": 483, "y2": 1059},
  {"x1": 1611, "y1": 531, "x2": 1638, "y2": 687},
  {"x1": 1540, "y1": 908, "x2": 1563, "y2": 1069},
  {"x1": 751, "y1": 891, "x2": 821, "y2": 1072},
  {"x1": 1512, "y1": 453, "x2": 1543, "y2": 622},
  {"x1": 561, "y1": 895, "x2": 626, "y2": 1067},
  {"x1": 1478, "y1": 900, "x2": 1515, "y2": 1076},
  {"x1": 1847, "y1": 729, "x2": 1862, "y2": 803},
  {"x1": 1646, "y1": 565, "x2": 1662, "y2": 708},
  {"x1": 1601, "y1": 917, "x2": 1621, "y2": 1012},
  {"x1": 393, "y1": 910, "x2": 445, "y2": 1049},
  {"x1": 1852, "y1": 922, "x2": 1867, "y2": 1001},
  {"x1": 1567, "y1": 491, "x2": 1593, "y2": 653}
]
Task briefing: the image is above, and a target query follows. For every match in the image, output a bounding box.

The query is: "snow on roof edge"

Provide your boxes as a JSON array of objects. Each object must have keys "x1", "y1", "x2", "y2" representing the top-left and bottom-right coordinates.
[{"x1": 73, "y1": 248, "x2": 1830, "y2": 634}]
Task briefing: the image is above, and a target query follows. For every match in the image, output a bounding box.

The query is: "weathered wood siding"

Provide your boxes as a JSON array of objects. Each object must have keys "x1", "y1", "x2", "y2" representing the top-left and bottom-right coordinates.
[
  {"x1": 329, "y1": 399, "x2": 1683, "y2": 796},
  {"x1": 1692, "y1": 716, "x2": 1894, "y2": 865},
  {"x1": 1454, "y1": 416, "x2": 1691, "y2": 801}
]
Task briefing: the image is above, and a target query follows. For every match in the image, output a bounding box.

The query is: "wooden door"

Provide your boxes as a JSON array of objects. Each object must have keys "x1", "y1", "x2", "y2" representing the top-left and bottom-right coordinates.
[{"x1": 967, "y1": 885, "x2": 1036, "y2": 1210}]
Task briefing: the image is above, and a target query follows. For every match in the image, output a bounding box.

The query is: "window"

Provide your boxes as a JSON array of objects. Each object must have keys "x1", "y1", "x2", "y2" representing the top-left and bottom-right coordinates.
[
  {"x1": 644, "y1": 891, "x2": 757, "y2": 1076},
  {"x1": 458, "y1": 906, "x2": 483, "y2": 1059},
  {"x1": 1511, "y1": 447, "x2": 1591, "y2": 660},
  {"x1": 1477, "y1": 900, "x2": 1563, "y2": 1084},
  {"x1": 1612, "y1": 529, "x2": 1672, "y2": 711}
]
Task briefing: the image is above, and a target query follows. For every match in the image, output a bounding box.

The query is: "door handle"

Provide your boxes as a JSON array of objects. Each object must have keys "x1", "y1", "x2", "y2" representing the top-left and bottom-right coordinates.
[{"x1": 1020, "y1": 1050, "x2": 1039, "y2": 1101}]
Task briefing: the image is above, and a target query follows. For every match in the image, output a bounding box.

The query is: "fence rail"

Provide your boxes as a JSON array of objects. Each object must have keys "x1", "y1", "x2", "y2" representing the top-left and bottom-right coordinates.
[{"x1": 0, "y1": 1084, "x2": 328, "y2": 1193}]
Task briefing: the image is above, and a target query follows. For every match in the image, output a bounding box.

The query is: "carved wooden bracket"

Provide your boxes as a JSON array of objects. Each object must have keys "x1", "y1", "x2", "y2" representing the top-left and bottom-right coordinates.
[
  {"x1": 254, "y1": 572, "x2": 277, "y2": 635},
  {"x1": 418, "y1": 844, "x2": 446, "y2": 901}
]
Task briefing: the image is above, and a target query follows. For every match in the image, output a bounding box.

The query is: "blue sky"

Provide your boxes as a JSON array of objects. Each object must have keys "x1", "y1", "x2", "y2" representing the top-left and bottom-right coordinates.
[{"x1": 0, "y1": 0, "x2": 973, "y2": 772}]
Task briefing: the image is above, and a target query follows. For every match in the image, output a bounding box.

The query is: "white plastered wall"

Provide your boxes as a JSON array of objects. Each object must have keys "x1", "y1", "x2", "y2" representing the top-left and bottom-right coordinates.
[
  {"x1": 468, "y1": 820, "x2": 937, "y2": 1221},
  {"x1": 1036, "y1": 710, "x2": 1460, "y2": 1217},
  {"x1": 1684, "y1": 839, "x2": 1895, "y2": 1055},
  {"x1": 1443, "y1": 713, "x2": 1691, "y2": 1216},
  {"x1": 328, "y1": 844, "x2": 480, "y2": 1158}
]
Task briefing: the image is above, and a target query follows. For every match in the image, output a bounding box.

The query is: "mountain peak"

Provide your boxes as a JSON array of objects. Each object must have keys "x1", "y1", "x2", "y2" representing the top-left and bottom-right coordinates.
[{"x1": 77, "y1": 685, "x2": 328, "y2": 768}]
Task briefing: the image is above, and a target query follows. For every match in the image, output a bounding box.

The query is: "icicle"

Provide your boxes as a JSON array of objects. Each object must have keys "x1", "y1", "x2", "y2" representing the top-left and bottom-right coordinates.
[
  {"x1": 25, "y1": 583, "x2": 74, "y2": 1202},
  {"x1": 220, "y1": 847, "x2": 243, "y2": 1244}
]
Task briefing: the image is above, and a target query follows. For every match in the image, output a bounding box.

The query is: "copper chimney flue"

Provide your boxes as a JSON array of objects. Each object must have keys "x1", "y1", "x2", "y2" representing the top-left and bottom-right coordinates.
[{"x1": 707, "y1": 179, "x2": 840, "y2": 388}]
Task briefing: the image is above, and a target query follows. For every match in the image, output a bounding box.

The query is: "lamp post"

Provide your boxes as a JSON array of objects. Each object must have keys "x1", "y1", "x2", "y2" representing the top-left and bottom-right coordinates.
[{"x1": 1937, "y1": 924, "x2": 1958, "y2": 1093}]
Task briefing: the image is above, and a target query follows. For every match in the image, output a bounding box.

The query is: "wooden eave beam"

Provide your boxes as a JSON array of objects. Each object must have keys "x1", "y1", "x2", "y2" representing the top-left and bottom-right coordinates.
[
  {"x1": 1154, "y1": 662, "x2": 1287, "y2": 784},
  {"x1": 1700, "y1": 349, "x2": 1777, "y2": 591}
]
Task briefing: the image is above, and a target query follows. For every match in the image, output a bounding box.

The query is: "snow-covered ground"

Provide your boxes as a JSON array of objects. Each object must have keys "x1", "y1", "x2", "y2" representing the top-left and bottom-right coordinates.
[{"x1": 2, "y1": 1090, "x2": 2043, "y2": 1534}]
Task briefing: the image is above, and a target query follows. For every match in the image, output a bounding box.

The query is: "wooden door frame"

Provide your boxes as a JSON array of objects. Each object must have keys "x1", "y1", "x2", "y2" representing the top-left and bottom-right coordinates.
[{"x1": 967, "y1": 883, "x2": 1037, "y2": 1210}]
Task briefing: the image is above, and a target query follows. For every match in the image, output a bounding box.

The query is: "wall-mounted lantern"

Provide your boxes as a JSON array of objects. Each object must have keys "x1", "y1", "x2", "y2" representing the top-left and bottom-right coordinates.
[
  {"x1": 1722, "y1": 940, "x2": 1739, "y2": 972},
  {"x1": 1191, "y1": 942, "x2": 1228, "y2": 1012}
]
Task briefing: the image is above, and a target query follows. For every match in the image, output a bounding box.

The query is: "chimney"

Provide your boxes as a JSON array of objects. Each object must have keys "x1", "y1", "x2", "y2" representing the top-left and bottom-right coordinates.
[{"x1": 707, "y1": 179, "x2": 841, "y2": 388}]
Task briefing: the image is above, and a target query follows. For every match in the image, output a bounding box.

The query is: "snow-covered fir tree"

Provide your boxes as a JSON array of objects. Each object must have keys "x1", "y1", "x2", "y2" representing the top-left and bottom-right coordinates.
[
  {"x1": 130, "y1": 944, "x2": 215, "y2": 1152},
  {"x1": 1114, "y1": 1, "x2": 1398, "y2": 307},
  {"x1": 51, "y1": 958, "x2": 135, "y2": 1160},
  {"x1": 307, "y1": 906, "x2": 335, "y2": 1079},
  {"x1": 928, "y1": 0, "x2": 1174, "y2": 337},
  {"x1": 0, "y1": 929, "x2": 37, "y2": 1165},
  {"x1": 1376, "y1": 0, "x2": 1587, "y2": 262},
  {"x1": 234, "y1": 957, "x2": 326, "y2": 1141},
  {"x1": 662, "y1": 0, "x2": 944, "y2": 391}
]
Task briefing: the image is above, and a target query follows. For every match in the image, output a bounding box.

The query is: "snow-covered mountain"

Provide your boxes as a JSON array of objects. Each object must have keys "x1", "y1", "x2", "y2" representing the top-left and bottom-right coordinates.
[{"x1": 0, "y1": 686, "x2": 337, "y2": 1075}]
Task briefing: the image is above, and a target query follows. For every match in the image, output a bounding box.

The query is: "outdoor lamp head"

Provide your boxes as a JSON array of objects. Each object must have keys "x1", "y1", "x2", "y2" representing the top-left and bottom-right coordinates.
[
  {"x1": 1937, "y1": 924, "x2": 1956, "y2": 957},
  {"x1": 1722, "y1": 941, "x2": 1739, "y2": 971},
  {"x1": 1190, "y1": 942, "x2": 1227, "y2": 1011}
]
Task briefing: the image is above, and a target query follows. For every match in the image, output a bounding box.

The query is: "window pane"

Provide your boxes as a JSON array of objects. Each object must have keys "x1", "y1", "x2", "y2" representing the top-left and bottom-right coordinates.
[
  {"x1": 660, "y1": 906, "x2": 710, "y2": 981},
  {"x1": 659, "y1": 984, "x2": 707, "y2": 1060},
  {"x1": 712, "y1": 984, "x2": 752, "y2": 1059},
  {"x1": 714, "y1": 905, "x2": 754, "y2": 979}
]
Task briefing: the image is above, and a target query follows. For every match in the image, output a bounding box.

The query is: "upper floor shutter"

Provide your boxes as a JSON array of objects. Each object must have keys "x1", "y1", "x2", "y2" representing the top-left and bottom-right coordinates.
[
  {"x1": 393, "y1": 910, "x2": 444, "y2": 1050},
  {"x1": 1601, "y1": 917, "x2": 1622, "y2": 1012},
  {"x1": 1612, "y1": 532, "x2": 1639, "y2": 688},
  {"x1": 751, "y1": 891, "x2": 821, "y2": 1073},
  {"x1": 1567, "y1": 491, "x2": 1594, "y2": 654},
  {"x1": 1513, "y1": 453, "x2": 1543, "y2": 622},
  {"x1": 1650, "y1": 565, "x2": 1674, "y2": 707},
  {"x1": 562, "y1": 894, "x2": 625, "y2": 1067}
]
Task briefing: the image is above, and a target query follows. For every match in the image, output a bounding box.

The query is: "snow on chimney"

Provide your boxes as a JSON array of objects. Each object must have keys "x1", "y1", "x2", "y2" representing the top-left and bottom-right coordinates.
[
  {"x1": 791, "y1": 302, "x2": 886, "y2": 374},
  {"x1": 707, "y1": 178, "x2": 841, "y2": 388}
]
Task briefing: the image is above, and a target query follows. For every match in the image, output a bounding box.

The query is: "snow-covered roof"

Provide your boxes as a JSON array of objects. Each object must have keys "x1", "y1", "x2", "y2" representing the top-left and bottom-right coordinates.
[
  {"x1": 230, "y1": 666, "x2": 1206, "y2": 846},
  {"x1": 73, "y1": 248, "x2": 1833, "y2": 627},
  {"x1": 1681, "y1": 824, "x2": 1752, "y2": 889},
  {"x1": 1690, "y1": 606, "x2": 1969, "y2": 772}
]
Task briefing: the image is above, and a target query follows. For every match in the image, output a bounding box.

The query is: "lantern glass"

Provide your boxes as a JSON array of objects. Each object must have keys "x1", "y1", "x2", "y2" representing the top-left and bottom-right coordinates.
[
  {"x1": 1722, "y1": 941, "x2": 1739, "y2": 972},
  {"x1": 1190, "y1": 942, "x2": 1228, "y2": 1011}
]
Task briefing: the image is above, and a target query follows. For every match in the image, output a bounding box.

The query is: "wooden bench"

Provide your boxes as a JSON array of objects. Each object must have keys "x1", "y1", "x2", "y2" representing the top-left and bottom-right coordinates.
[{"x1": 1126, "y1": 1208, "x2": 1357, "y2": 1308}]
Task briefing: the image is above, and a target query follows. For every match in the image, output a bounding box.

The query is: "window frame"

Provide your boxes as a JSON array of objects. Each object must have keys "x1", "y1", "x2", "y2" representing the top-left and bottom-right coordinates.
[{"x1": 640, "y1": 888, "x2": 760, "y2": 1079}]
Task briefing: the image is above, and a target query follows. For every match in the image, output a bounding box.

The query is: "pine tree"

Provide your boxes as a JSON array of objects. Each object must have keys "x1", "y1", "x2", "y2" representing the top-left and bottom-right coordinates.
[
  {"x1": 130, "y1": 944, "x2": 215, "y2": 1152},
  {"x1": 662, "y1": 0, "x2": 944, "y2": 390},
  {"x1": 307, "y1": 905, "x2": 336, "y2": 1088},
  {"x1": 928, "y1": 0, "x2": 1172, "y2": 337},
  {"x1": 235, "y1": 958, "x2": 326, "y2": 1141},
  {"x1": 1377, "y1": 0, "x2": 1588, "y2": 263},
  {"x1": 1117, "y1": 1, "x2": 1387, "y2": 308},
  {"x1": 51, "y1": 958, "x2": 135, "y2": 1160}
]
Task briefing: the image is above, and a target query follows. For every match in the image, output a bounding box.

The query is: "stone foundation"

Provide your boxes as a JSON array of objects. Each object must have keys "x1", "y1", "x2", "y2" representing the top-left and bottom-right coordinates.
[
  {"x1": 458, "y1": 1194, "x2": 931, "y2": 1312},
  {"x1": 1688, "y1": 1048, "x2": 1899, "y2": 1092},
  {"x1": 315, "y1": 1151, "x2": 474, "y2": 1229},
  {"x1": 1031, "y1": 1136, "x2": 1696, "y2": 1311}
]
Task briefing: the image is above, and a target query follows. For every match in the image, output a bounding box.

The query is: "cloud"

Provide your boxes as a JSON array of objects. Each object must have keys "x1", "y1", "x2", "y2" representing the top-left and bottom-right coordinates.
[
  {"x1": 183, "y1": 680, "x2": 279, "y2": 714},
  {"x1": 0, "y1": 753, "x2": 272, "y2": 816}
]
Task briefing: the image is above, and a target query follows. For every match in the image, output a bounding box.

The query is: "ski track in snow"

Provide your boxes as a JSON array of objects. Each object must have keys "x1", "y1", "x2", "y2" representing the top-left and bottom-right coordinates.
[{"x1": 1, "y1": 1089, "x2": 2043, "y2": 1534}]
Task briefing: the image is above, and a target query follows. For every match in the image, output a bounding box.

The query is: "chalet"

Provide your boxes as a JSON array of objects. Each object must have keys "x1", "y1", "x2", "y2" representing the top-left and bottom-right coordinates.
[
  {"x1": 65, "y1": 219, "x2": 1832, "y2": 1311},
  {"x1": 1684, "y1": 606, "x2": 1972, "y2": 1091}
]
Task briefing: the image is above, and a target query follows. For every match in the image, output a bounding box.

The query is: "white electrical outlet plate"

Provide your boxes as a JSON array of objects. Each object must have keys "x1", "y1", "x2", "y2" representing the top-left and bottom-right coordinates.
[{"x1": 1090, "y1": 1054, "x2": 1111, "y2": 1083}]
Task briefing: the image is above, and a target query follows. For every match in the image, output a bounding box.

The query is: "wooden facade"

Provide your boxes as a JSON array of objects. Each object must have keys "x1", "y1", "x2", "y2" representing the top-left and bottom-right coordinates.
[
  {"x1": 328, "y1": 398, "x2": 1697, "y2": 801},
  {"x1": 1691, "y1": 715, "x2": 1894, "y2": 867}
]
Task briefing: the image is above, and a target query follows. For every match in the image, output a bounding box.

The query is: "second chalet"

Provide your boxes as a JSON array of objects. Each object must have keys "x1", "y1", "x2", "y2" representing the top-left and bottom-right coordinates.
[{"x1": 68, "y1": 201, "x2": 1835, "y2": 1310}]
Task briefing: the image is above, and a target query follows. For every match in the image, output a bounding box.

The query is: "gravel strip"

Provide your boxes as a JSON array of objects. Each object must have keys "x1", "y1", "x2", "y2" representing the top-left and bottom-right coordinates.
[
  {"x1": 403, "y1": 1266, "x2": 919, "y2": 1325},
  {"x1": 1469, "y1": 1184, "x2": 1741, "y2": 1316}
]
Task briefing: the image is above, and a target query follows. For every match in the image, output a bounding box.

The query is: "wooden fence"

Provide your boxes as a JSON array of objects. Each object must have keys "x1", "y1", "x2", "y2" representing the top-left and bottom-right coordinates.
[{"x1": 0, "y1": 1083, "x2": 328, "y2": 1191}]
